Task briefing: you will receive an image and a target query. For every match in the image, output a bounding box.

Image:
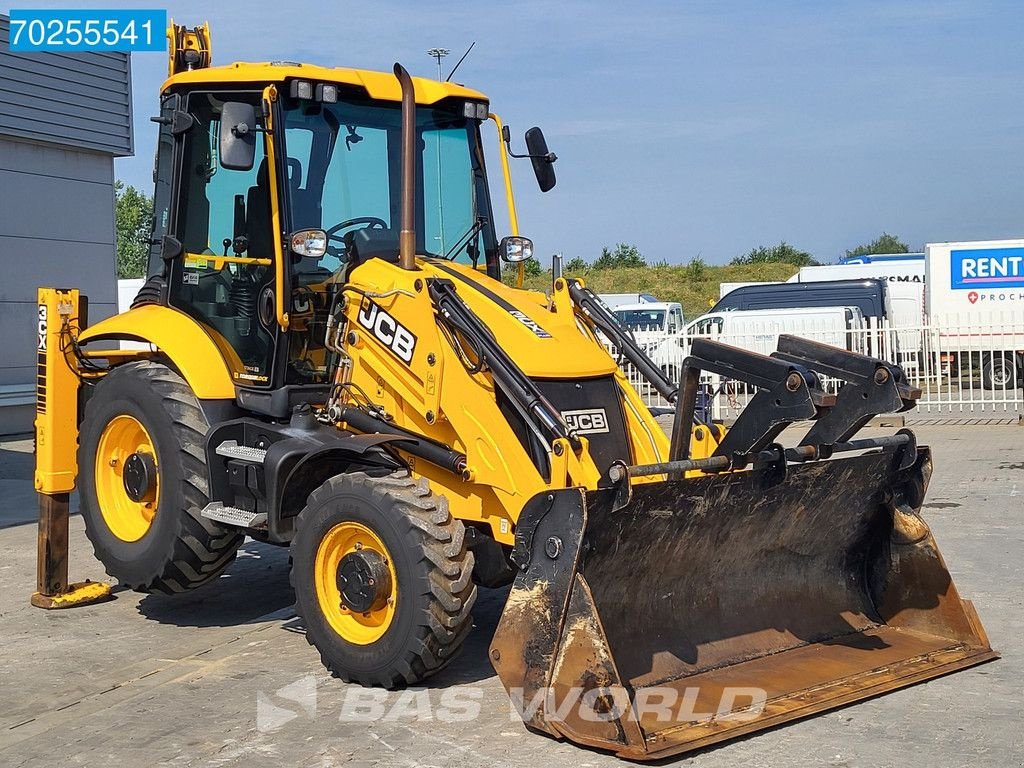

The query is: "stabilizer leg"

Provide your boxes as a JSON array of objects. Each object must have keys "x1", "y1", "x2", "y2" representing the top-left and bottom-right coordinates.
[{"x1": 31, "y1": 492, "x2": 111, "y2": 609}]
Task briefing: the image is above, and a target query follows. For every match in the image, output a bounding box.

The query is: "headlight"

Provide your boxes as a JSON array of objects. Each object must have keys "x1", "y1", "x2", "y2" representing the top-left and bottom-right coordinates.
[
  {"x1": 462, "y1": 101, "x2": 490, "y2": 120},
  {"x1": 289, "y1": 228, "x2": 328, "y2": 259},
  {"x1": 499, "y1": 236, "x2": 534, "y2": 263},
  {"x1": 290, "y1": 80, "x2": 314, "y2": 100}
]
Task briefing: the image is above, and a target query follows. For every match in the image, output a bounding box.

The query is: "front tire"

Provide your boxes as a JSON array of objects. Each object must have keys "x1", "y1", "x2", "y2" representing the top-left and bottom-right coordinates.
[
  {"x1": 291, "y1": 471, "x2": 476, "y2": 688},
  {"x1": 78, "y1": 361, "x2": 243, "y2": 593}
]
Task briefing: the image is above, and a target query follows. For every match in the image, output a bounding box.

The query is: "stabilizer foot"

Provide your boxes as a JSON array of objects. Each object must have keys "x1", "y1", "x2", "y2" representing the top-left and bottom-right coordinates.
[{"x1": 31, "y1": 580, "x2": 112, "y2": 609}]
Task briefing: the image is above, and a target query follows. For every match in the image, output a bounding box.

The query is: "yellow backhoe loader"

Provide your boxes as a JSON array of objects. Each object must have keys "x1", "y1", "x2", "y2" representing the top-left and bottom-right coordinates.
[{"x1": 31, "y1": 21, "x2": 995, "y2": 760}]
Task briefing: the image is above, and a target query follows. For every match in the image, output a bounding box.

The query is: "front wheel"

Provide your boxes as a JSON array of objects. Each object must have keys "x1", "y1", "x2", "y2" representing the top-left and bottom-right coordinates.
[{"x1": 291, "y1": 471, "x2": 476, "y2": 688}]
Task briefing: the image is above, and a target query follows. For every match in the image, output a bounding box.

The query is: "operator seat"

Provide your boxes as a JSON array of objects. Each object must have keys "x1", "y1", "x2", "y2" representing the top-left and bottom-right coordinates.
[{"x1": 245, "y1": 161, "x2": 274, "y2": 258}]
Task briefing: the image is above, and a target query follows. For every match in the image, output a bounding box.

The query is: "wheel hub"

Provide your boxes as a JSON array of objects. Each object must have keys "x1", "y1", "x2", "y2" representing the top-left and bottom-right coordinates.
[
  {"x1": 337, "y1": 550, "x2": 392, "y2": 613},
  {"x1": 122, "y1": 452, "x2": 157, "y2": 502}
]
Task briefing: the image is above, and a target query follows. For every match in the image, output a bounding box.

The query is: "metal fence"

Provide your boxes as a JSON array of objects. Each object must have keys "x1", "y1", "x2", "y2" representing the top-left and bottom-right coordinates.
[{"x1": 606, "y1": 317, "x2": 1024, "y2": 420}]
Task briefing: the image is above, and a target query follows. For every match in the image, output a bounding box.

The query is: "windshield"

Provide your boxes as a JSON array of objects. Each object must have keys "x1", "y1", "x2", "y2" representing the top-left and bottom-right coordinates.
[
  {"x1": 614, "y1": 308, "x2": 666, "y2": 331},
  {"x1": 282, "y1": 95, "x2": 498, "y2": 282}
]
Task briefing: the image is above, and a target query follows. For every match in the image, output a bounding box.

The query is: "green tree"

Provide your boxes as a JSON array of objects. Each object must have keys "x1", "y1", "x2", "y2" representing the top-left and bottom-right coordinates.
[
  {"x1": 114, "y1": 180, "x2": 154, "y2": 278},
  {"x1": 593, "y1": 243, "x2": 645, "y2": 270},
  {"x1": 563, "y1": 256, "x2": 588, "y2": 273},
  {"x1": 523, "y1": 257, "x2": 543, "y2": 277},
  {"x1": 684, "y1": 256, "x2": 707, "y2": 280},
  {"x1": 845, "y1": 232, "x2": 910, "y2": 259},
  {"x1": 731, "y1": 241, "x2": 818, "y2": 267}
]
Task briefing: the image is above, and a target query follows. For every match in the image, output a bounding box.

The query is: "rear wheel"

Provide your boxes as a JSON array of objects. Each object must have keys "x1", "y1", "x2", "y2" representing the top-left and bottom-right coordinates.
[
  {"x1": 981, "y1": 353, "x2": 1019, "y2": 390},
  {"x1": 79, "y1": 361, "x2": 243, "y2": 593},
  {"x1": 291, "y1": 471, "x2": 476, "y2": 687}
]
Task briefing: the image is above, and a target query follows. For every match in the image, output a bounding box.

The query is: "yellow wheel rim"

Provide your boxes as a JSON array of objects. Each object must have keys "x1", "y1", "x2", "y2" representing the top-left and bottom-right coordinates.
[
  {"x1": 315, "y1": 521, "x2": 398, "y2": 645},
  {"x1": 94, "y1": 415, "x2": 159, "y2": 542}
]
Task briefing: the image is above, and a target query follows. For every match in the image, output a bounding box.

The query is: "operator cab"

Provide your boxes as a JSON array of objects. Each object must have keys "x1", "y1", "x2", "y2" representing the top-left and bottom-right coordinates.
[{"x1": 143, "y1": 63, "x2": 555, "y2": 410}]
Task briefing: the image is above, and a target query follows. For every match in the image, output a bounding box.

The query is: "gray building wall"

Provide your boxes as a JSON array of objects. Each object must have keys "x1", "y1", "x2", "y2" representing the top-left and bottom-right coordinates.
[{"x1": 0, "y1": 14, "x2": 133, "y2": 434}]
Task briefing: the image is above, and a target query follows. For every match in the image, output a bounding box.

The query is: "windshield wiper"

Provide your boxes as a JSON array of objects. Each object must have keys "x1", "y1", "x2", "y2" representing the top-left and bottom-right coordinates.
[{"x1": 443, "y1": 215, "x2": 488, "y2": 261}]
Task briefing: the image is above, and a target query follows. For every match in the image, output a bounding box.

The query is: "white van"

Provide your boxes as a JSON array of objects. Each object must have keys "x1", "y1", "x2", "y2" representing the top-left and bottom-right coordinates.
[{"x1": 686, "y1": 306, "x2": 868, "y2": 357}]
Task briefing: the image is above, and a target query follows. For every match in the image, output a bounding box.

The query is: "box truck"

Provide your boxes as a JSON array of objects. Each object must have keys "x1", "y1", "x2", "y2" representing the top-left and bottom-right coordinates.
[
  {"x1": 785, "y1": 264, "x2": 925, "y2": 363},
  {"x1": 926, "y1": 239, "x2": 1024, "y2": 388}
]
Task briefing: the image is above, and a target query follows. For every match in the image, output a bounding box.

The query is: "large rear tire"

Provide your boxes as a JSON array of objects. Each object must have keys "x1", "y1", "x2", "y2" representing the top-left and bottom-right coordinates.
[
  {"x1": 291, "y1": 471, "x2": 476, "y2": 688},
  {"x1": 78, "y1": 361, "x2": 243, "y2": 593}
]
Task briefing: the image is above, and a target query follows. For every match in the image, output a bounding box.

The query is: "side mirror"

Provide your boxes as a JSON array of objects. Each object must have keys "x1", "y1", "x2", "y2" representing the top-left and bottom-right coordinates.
[
  {"x1": 220, "y1": 101, "x2": 257, "y2": 171},
  {"x1": 525, "y1": 127, "x2": 557, "y2": 192},
  {"x1": 499, "y1": 236, "x2": 534, "y2": 263}
]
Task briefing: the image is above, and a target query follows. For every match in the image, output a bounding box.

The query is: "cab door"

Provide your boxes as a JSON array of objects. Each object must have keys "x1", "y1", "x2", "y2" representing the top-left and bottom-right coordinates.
[{"x1": 166, "y1": 90, "x2": 281, "y2": 387}]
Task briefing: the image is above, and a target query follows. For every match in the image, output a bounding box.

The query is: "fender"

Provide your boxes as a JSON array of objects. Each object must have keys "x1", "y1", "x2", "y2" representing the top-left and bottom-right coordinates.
[
  {"x1": 205, "y1": 416, "x2": 406, "y2": 544},
  {"x1": 78, "y1": 305, "x2": 237, "y2": 399},
  {"x1": 277, "y1": 437, "x2": 406, "y2": 520}
]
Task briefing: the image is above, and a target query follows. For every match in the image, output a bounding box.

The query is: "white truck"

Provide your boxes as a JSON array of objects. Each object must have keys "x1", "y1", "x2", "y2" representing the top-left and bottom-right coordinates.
[
  {"x1": 926, "y1": 239, "x2": 1024, "y2": 388},
  {"x1": 787, "y1": 259, "x2": 924, "y2": 286},
  {"x1": 611, "y1": 301, "x2": 686, "y2": 377},
  {"x1": 597, "y1": 292, "x2": 660, "y2": 310}
]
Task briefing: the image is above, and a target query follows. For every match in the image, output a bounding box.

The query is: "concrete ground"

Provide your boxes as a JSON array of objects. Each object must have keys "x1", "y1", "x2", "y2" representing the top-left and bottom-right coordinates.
[{"x1": 0, "y1": 424, "x2": 1021, "y2": 768}]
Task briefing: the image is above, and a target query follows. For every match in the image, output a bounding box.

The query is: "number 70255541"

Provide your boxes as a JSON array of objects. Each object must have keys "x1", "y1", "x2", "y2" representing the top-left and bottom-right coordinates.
[{"x1": 7, "y1": 10, "x2": 166, "y2": 52}]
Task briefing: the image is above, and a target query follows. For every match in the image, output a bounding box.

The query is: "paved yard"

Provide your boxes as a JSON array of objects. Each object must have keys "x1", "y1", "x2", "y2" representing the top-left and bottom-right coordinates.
[{"x1": 0, "y1": 424, "x2": 1021, "y2": 767}]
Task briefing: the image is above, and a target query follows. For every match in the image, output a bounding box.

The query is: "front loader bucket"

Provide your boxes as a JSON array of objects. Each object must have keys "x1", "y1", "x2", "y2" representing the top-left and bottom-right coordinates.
[{"x1": 490, "y1": 443, "x2": 996, "y2": 760}]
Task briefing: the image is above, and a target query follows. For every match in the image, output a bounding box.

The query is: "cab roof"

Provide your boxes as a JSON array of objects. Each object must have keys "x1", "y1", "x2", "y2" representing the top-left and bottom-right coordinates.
[{"x1": 162, "y1": 62, "x2": 488, "y2": 105}]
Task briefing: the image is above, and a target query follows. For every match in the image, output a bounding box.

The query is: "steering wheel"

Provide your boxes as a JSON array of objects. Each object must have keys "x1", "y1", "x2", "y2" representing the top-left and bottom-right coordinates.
[{"x1": 325, "y1": 216, "x2": 388, "y2": 243}]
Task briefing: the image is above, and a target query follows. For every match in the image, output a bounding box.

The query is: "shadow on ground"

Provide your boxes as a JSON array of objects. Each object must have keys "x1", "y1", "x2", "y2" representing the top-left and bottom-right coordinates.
[
  {"x1": 137, "y1": 535, "x2": 509, "y2": 686},
  {"x1": 137, "y1": 539, "x2": 295, "y2": 627}
]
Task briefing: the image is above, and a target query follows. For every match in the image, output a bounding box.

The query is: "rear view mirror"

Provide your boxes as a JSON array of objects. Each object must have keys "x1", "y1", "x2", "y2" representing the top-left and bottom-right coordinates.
[
  {"x1": 525, "y1": 127, "x2": 557, "y2": 192},
  {"x1": 220, "y1": 101, "x2": 257, "y2": 171}
]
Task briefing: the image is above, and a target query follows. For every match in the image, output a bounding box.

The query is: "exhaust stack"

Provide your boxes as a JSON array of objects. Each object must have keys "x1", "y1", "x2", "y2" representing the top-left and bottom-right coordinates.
[{"x1": 394, "y1": 63, "x2": 417, "y2": 271}]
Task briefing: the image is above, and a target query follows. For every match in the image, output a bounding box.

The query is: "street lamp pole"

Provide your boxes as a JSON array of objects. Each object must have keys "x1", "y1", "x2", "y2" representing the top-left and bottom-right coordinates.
[{"x1": 427, "y1": 47, "x2": 449, "y2": 80}]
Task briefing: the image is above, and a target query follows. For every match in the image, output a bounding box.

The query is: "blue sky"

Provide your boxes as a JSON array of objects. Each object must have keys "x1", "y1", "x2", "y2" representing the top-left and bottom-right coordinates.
[{"x1": 11, "y1": 1, "x2": 1024, "y2": 264}]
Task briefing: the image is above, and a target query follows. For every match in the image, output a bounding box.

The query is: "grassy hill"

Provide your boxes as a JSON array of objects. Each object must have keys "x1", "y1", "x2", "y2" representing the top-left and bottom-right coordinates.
[{"x1": 516, "y1": 262, "x2": 800, "y2": 319}]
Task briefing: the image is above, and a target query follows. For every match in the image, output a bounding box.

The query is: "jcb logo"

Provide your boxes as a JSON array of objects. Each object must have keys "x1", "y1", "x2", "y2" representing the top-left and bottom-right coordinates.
[
  {"x1": 37, "y1": 305, "x2": 47, "y2": 352},
  {"x1": 561, "y1": 408, "x2": 609, "y2": 435},
  {"x1": 357, "y1": 300, "x2": 417, "y2": 364}
]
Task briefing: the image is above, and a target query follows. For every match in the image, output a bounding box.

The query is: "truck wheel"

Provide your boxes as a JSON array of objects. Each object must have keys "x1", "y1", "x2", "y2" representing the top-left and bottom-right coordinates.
[
  {"x1": 78, "y1": 361, "x2": 243, "y2": 593},
  {"x1": 291, "y1": 471, "x2": 476, "y2": 688},
  {"x1": 981, "y1": 354, "x2": 1018, "y2": 390}
]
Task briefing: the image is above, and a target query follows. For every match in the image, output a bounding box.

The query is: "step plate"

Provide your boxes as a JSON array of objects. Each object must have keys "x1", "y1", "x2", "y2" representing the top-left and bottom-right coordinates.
[
  {"x1": 215, "y1": 440, "x2": 267, "y2": 463},
  {"x1": 200, "y1": 502, "x2": 267, "y2": 529}
]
